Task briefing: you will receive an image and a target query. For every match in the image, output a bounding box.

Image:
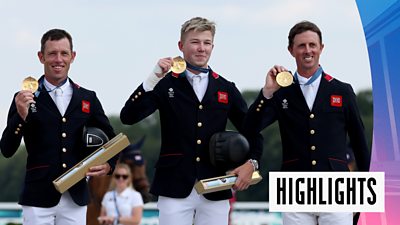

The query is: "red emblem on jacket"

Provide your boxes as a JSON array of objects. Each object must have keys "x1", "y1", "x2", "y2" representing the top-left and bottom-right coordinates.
[
  {"x1": 330, "y1": 95, "x2": 342, "y2": 107},
  {"x1": 218, "y1": 91, "x2": 228, "y2": 104},
  {"x1": 82, "y1": 100, "x2": 90, "y2": 113}
]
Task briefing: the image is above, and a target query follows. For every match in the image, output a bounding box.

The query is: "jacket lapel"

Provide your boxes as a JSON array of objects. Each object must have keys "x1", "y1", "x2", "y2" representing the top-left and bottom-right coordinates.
[
  {"x1": 36, "y1": 76, "x2": 61, "y2": 115},
  {"x1": 290, "y1": 80, "x2": 310, "y2": 113},
  {"x1": 172, "y1": 72, "x2": 199, "y2": 103},
  {"x1": 201, "y1": 72, "x2": 219, "y2": 104},
  {"x1": 311, "y1": 74, "x2": 329, "y2": 112},
  {"x1": 64, "y1": 79, "x2": 81, "y2": 116}
]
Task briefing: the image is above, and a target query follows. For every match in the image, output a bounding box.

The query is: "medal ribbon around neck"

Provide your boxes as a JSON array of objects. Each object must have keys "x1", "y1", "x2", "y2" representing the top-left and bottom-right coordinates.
[
  {"x1": 294, "y1": 66, "x2": 323, "y2": 85},
  {"x1": 186, "y1": 61, "x2": 210, "y2": 74}
]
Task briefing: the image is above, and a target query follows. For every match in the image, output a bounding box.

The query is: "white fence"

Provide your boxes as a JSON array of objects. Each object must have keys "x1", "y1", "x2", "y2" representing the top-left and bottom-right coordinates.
[{"x1": 0, "y1": 202, "x2": 282, "y2": 225}]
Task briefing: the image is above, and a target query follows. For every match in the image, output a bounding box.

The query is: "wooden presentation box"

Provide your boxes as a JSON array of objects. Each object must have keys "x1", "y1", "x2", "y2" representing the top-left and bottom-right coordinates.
[
  {"x1": 195, "y1": 171, "x2": 262, "y2": 194},
  {"x1": 53, "y1": 133, "x2": 130, "y2": 193}
]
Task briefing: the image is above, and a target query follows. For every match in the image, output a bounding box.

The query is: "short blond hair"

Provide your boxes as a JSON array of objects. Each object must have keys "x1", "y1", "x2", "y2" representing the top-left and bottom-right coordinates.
[{"x1": 180, "y1": 17, "x2": 216, "y2": 42}]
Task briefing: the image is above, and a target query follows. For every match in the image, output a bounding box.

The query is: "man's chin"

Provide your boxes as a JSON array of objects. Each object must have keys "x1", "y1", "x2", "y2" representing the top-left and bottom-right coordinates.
[{"x1": 192, "y1": 61, "x2": 208, "y2": 68}]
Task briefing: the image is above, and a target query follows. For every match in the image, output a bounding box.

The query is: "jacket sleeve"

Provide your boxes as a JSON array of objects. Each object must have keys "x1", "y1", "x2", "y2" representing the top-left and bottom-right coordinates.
[
  {"x1": 345, "y1": 84, "x2": 371, "y2": 171},
  {"x1": 243, "y1": 89, "x2": 278, "y2": 135},
  {"x1": 228, "y1": 83, "x2": 263, "y2": 162},
  {"x1": 0, "y1": 95, "x2": 25, "y2": 158},
  {"x1": 120, "y1": 84, "x2": 158, "y2": 125},
  {"x1": 88, "y1": 92, "x2": 117, "y2": 174}
]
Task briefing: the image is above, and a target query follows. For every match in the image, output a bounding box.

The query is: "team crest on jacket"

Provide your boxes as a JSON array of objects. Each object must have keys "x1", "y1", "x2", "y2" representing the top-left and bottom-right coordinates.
[
  {"x1": 282, "y1": 99, "x2": 289, "y2": 109},
  {"x1": 218, "y1": 91, "x2": 228, "y2": 104},
  {"x1": 168, "y1": 88, "x2": 174, "y2": 98},
  {"x1": 330, "y1": 95, "x2": 342, "y2": 107},
  {"x1": 82, "y1": 100, "x2": 90, "y2": 113}
]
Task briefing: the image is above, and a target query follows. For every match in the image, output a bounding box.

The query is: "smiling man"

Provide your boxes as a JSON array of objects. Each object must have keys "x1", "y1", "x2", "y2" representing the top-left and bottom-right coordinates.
[
  {"x1": 120, "y1": 17, "x2": 262, "y2": 225},
  {"x1": 243, "y1": 21, "x2": 371, "y2": 225},
  {"x1": 0, "y1": 29, "x2": 116, "y2": 225}
]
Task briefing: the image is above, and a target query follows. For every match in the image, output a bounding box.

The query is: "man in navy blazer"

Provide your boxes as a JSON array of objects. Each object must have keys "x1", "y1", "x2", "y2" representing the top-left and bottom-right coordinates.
[
  {"x1": 120, "y1": 17, "x2": 262, "y2": 225},
  {"x1": 244, "y1": 21, "x2": 370, "y2": 225},
  {"x1": 0, "y1": 29, "x2": 116, "y2": 225}
]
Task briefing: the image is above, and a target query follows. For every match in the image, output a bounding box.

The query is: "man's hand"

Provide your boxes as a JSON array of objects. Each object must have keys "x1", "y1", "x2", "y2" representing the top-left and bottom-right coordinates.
[
  {"x1": 15, "y1": 90, "x2": 35, "y2": 121},
  {"x1": 156, "y1": 57, "x2": 174, "y2": 77},
  {"x1": 230, "y1": 161, "x2": 254, "y2": 191},
  {"x1": 263, "y1": 65, "x2": 288, "y2": 98},
  {"x1": 86, "y1": 163, "x2": 111, "y2": 177}
]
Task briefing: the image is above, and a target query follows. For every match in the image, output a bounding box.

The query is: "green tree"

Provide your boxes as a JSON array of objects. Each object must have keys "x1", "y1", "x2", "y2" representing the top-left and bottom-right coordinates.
[{"x1": 0, "y1": 146, "x2": 27, "y2": 201}]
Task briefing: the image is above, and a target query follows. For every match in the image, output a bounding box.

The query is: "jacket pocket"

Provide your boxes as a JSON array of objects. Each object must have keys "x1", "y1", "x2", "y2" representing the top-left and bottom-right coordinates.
[
  {"x1": 328, "y1": 157, "x2": 349, "y2": 171},
  {"x1": 281, "y1": 158, "x2": 299, "y2": 171},
  {"x1": 25, "y1": 165, "x2": 50, "y2": 183},
  {"x1": 155, "y1": 154, "x2": 184, "y2": 168}
]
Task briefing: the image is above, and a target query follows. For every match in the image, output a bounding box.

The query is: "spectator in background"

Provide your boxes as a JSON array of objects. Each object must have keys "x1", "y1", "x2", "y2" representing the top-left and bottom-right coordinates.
[{"x1": 98, "y1": 163, "x2": 144, "y2": 225}]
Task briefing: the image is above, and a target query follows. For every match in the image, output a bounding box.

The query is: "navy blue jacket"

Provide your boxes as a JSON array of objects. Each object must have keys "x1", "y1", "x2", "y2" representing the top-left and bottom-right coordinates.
[
  {"x1": 244, "y1": 73, "x2": 370, "y2": 172},
  {"x1": 120, "y1": 70, "x2": 262, "y2": 201},
  {"x1": 0, "y1": 76, "x2": 116, "y2": 207}
]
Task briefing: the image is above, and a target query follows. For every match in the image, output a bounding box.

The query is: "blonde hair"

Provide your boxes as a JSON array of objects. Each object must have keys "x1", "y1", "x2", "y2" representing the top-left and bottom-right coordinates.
[
  {"x1": 180, "y1": 17, "x2": 216, "y2": 42},
  {"x1": 108, "y1": 163, "x2": 133, "y2": 190}
]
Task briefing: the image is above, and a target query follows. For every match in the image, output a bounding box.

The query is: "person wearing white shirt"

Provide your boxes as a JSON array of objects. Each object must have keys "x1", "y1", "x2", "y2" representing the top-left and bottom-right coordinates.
[{"x1": 99, "y1": 163, "x2": 144, "y2": 225}]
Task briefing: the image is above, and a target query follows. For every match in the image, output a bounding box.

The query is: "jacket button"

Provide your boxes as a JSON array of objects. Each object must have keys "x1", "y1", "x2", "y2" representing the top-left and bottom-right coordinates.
[
  {"x1": 256, "y1": 108, "x2": 260, "y2": 112},
  {"x1": 62, "y1": 163, "x2": 67, "y2": 168},
  {"x1": 199, "y1": 105, "x2": 203, "y2": 110},
  {"x1": 260, "y1": 100, "x2": 264, "y2": 104},
  {"x1": 197, "y1": 122, "x2": 202, "y2": 127},
  {"x1": 258, "y1": 104, "x2": 262, "y2": 108},
  {"x1": 14, "y1": 131, "x2": 19, "y2": 135},
  {"x1": 310, "y1": 130, "x2": 315, "y2": 135},
  {"x1": 312, "y1": 160, "x2": 317, "y2": 166},
  {"x1": 134, "y1": 95, "x2": 138, "y2": 99},
  {"x1": 62, "y1": 117, "x2": 67, "y2": 123},
  {"x1": 138, "y1": 91, "x2": 142, "y2": 95},
  {"x1": 19, "y1": 124, "x2": 23, "y2": 127},
  {"x1": 16, "y1": 128, "x2": 21, "y2": 131},
  {"x1": 62, "y1": 133, "x2": 67, "y2": 138},
  {"x1": 131, "y1": 98, "x2": 135, "y2": 102},
  {"x1": 197, "y1": 139, "x2": 202, "y2": 145},
  {"x1": 310, "y1": 146, "x2": 316, "y2": 151},
  {"x1": 62, "y1": 148, "x2": 67, "y2": 153},
  {"x1": 196, "y1": 157, "x2": 200, "y2": 162},
  {"x1": 310, "y1": 114, "x2": 315, "y2": 119}
]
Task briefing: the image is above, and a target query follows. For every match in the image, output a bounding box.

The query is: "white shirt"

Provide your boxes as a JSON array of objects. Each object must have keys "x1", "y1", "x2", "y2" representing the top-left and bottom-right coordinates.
[
  {"x1": 185, "y1": 70, "x2": 209, "y2": 101},
  {"x1": 296, "y1": 73, "x2": 322, "y2": 111},
  {"x1": 43, "y1": 78, "x2": 73, "y2": 114},
  {"x1": 101, "y1": 188, "x2": 144, "y2": 219}
]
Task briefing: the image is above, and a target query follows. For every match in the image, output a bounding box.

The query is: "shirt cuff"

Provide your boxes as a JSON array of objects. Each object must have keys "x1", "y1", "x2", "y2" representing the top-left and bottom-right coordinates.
[{"x1": 143, "y1": 65, "x2": 163, "y2": 92}]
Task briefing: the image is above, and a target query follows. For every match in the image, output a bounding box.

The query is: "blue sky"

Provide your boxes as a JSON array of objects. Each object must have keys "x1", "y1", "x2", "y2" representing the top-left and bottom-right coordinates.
[{"x1": 0, "y1": 0, "x2": 374, "y2": 131}]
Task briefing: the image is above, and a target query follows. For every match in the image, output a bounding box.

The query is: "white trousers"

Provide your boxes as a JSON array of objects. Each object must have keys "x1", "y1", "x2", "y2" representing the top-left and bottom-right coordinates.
[
  {"x1": 283, "y1": 212, "x2": 353, "y2": 225},
  {"x1": 157, "y1": 188, "x2": 230, "y2": 225},
  {"x1": 22, "y1": 192, "x2": 87, "y2": 225}
]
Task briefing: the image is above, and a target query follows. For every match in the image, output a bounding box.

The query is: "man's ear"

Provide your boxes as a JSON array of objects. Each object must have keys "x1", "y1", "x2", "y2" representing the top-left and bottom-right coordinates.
[
  {"x1": 178, "y1": 41, "x2": 183, "y2": 51},
  {"x1": 38, "y1": 51, "x2": 44, "y2": 64},
  {"x1": 288, "y1": 46, "x2": 295, "y2": 57}
]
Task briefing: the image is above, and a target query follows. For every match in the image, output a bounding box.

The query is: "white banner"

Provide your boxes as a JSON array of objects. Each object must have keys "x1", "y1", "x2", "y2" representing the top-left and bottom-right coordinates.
[{"x1": 269, "y1": 172, "x2": 385, "y2": 212}]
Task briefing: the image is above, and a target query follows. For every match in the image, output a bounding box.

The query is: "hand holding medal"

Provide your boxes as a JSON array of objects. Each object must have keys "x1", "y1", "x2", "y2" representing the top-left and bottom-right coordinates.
[
  {"x1": 21, "y1": 76, "x2": 39, "y2": 114},
  {"x1": 276, "y1": 71, "x2": 293, "y2": 87},
  {"x1": 21, "y1": 76, "x2": 39, "y2": 93},
  {"x1": 170, "y1": 56, "x2": 186, "y2": 74}
]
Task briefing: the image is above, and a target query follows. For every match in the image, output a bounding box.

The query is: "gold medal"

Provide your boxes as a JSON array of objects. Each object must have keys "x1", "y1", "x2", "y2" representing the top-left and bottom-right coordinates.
[
  {"x1": 22, "y1": 76, "x2": 39, "y2": 93},
  {"x1": 276, "y1": 71, "x2": 293, "y2": 87},
  {"x1": 171, "y1": 56, "x2": 186, "y2": 74}
]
